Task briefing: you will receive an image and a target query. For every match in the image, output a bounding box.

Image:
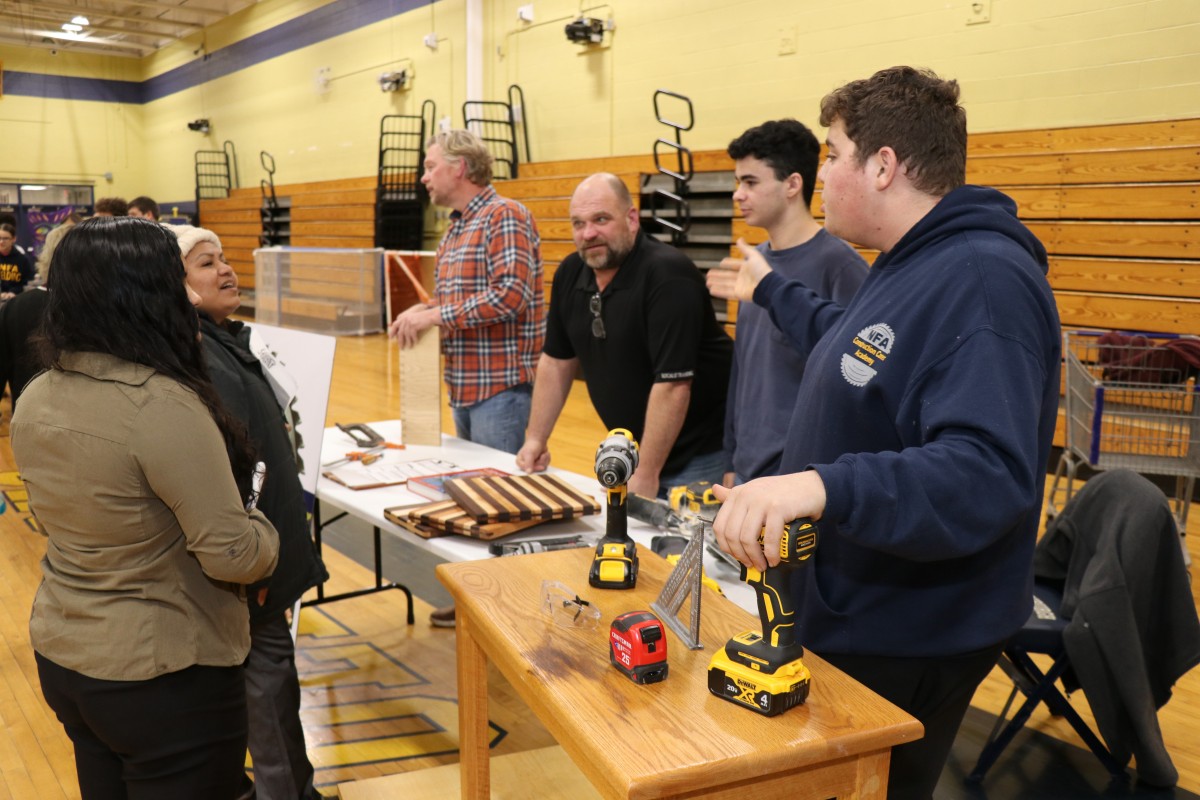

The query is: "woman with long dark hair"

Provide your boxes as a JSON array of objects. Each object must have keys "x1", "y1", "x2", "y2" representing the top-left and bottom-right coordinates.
[{"x1": 11, "y1": 216, "x2": 279, "y2": 799}]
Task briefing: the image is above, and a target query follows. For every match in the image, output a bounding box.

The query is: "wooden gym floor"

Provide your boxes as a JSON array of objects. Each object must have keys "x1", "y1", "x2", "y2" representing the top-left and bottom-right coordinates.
[{"x1": 1, "y1": 332, "x2": 1198, "y2": 798}]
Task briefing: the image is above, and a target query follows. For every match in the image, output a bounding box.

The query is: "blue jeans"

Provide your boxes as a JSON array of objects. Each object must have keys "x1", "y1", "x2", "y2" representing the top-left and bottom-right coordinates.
[
  {"x1": 452, "y1": 383, "x2": 531, "y2": 455},
  {"x1": 656, "y1": 448, "x2": 728, "y2": 499}
]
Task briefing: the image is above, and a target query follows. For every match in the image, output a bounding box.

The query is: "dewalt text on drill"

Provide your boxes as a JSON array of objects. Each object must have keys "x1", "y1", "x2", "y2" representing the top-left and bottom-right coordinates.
[
  {"x1": 707, "y1": 518, "x2": 818, "y2": 716},
  {"x1": 589, "y1": 429, "x2": 640, "y2": 590}
]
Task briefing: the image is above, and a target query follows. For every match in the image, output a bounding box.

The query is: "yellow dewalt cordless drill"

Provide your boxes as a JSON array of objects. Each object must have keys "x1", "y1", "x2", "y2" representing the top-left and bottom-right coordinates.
[
  {"x1": 707, "y1": 518, "x2": 818, "y2": 716},
  {"x1": 589, "y1": 429, "x2": 640, "y2": 590},
  {"x1": 668, "y1": 481, "x2": 721, "y2": 520}
]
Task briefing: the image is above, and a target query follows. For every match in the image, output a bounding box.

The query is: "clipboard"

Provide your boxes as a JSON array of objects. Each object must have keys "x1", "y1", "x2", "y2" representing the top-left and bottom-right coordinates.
[{"x1": 322, "y1": 456, "x2": 456, "y2": 491}]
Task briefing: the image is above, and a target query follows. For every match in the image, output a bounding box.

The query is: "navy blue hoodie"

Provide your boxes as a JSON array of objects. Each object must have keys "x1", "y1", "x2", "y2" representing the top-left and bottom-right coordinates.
[{"x1": 753, "y1": 185, "x2": 1061, "y2": 658}]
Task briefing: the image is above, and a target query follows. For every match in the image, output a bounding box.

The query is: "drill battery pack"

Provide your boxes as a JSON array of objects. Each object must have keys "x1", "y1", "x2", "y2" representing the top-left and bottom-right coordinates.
[
  {"x1": 589, "y1": 539, "x2": 639, "y2": 589},
  {"x1": 707, "y1": 632, "x2": 811, "y2": 716}
]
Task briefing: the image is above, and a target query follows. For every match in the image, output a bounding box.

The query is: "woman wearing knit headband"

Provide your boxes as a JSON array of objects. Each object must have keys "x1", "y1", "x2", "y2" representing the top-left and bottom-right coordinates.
[{"x1": 169, "y1": 224, "x2": 330, "y2": 800}]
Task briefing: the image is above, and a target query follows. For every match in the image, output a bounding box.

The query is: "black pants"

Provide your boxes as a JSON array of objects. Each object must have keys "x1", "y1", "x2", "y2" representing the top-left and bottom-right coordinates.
[
  {"x1": 240, "y1": 612, "x2": 321, "y2": 800},
  {"x1": 822, "y1": 644, "x2": 1003, "y2": 800},
  {"x1": 36, "y1": 653, "x2": 249, "y2": 800}
]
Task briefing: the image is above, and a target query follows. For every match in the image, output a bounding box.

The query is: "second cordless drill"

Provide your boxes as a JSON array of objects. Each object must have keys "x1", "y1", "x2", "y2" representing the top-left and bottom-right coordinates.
[
  {"x1": 589, "y1": 429, "x2": 640, "y2": 589},
  {"x1": 707, "y1": 518, "x2": 818, "y2": 716}
]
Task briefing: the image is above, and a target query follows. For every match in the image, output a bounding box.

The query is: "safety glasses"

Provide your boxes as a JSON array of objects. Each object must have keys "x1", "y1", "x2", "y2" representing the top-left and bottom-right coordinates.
[{"x1": 541, "y1": 580, "x2": 601, "y2": 630}]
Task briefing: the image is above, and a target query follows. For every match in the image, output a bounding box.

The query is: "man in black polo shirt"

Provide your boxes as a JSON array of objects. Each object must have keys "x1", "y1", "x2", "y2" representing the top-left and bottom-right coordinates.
[{"x1": 516, "y1": 173, "x2": 732, "y2": 498}]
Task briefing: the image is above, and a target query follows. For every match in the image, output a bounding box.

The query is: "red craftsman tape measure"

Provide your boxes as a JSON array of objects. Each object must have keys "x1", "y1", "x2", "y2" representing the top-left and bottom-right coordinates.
[{"x1": 609, "y1": 610, "x2": 668, "y2": 684}]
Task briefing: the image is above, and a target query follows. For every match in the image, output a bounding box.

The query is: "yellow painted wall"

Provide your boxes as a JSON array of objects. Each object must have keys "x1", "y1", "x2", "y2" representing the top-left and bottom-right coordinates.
[
  {"x1": 0, "y1": 46, "x2": 140, "y2": 80},
  {"x1": 489, "y1": 0, "x2": 1200, "y2": 160},
  {"x1": 141, "y1": 0, "x2": 339, "y2": 77},
  {"x1": 139, "y1": 0, "x2": 465, "y2": 201},
  {"x1": 3, "y1": 0, "x2": 1198, "y2": 202},
  {"x1": 0, "y1": 47, "x2": 146, "y2": 195}
]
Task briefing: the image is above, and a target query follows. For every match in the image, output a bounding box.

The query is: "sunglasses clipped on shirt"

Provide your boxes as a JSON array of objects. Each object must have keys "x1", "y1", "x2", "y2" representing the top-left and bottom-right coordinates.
[{"x1": 590, "y1": 291, "x2": 606, "y2": 339}]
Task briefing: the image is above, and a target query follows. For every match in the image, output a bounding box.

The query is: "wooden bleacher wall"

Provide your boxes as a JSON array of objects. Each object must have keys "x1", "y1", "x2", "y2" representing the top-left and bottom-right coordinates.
[
  {"x1": 199, "y1": 121, "x2": 1199, "y2": 326},
  {"x1": 199, "y1": 118, "x2": 1199, "y2": 449},
  {"x1": 739, "y1": 118, "x2": 1200, "y2": 447},
  {"x1": 501, "y1": 151, "x2": 735, "y2": 286},
  {"x1": 733, "y1": 118, "x2": 1200, "y2": 333},
  {"x1": 969, "y1": 119, "x2": 1200, "y2": 335},
  {"x1": 199, "y1": 176, "x2": 378, "y2": 305}
]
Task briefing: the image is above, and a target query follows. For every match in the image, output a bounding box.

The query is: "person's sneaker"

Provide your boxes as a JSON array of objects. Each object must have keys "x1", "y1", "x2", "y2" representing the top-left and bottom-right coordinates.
[{"x1": 430, "y1": 605, "x2": 456, "y2": 628}]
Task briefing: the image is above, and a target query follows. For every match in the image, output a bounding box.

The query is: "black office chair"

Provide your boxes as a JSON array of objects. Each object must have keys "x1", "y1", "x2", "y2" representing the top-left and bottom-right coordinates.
[{"x1": 968, "y1": 469, "x2": 1200, "y2": 787}]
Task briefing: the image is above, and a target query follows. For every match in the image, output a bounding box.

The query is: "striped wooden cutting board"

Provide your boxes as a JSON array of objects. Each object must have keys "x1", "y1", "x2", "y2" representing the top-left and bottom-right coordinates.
[
  {"x1": 444, "y1": 473, "x2": 601, "y2": 523},
  {"x1": 386, "y1": 500, "x2": 545, "y2": 540}
]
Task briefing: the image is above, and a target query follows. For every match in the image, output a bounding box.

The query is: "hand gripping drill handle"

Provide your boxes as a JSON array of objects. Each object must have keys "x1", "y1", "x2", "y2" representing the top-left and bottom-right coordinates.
[{"x1": 739, "y1": 518, "x2": 818, "y2": 667}]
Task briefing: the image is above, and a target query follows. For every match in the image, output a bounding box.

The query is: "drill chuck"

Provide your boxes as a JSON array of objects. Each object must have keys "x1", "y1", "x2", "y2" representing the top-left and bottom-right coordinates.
[
  {"x1": 597, "y1": 458, "x2": 630, "y2": 487},
  {"x1": 594, "y1": 429, "x2": 639, "y2": 487}
]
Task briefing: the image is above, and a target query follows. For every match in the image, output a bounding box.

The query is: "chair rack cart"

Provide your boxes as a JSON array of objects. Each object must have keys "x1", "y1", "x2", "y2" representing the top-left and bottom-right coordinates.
[{"x1": 1047, "y1": 330, "x2": 1200, "y2": 563}]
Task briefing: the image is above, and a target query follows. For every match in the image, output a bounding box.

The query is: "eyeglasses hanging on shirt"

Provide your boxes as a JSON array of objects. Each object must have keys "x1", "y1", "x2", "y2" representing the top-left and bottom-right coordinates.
[{"x1": 590, "y1": 291, "x2": 606, "y2": 339}]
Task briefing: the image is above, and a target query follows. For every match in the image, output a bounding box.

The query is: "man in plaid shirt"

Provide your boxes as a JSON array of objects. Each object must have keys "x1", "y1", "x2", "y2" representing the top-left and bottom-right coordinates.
[{"x1": 390, "y1": 129, "x2": 544, "y2": 456}]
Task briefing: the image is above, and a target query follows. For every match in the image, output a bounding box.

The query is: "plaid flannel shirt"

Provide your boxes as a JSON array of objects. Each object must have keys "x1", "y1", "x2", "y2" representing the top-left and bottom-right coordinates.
[{"x1": 436, "y1": 185, "x2": 545, "y2": 407}]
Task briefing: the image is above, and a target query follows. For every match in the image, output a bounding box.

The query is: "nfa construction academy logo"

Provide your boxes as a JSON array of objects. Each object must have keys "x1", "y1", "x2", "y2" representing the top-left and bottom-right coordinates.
[{"x1": 841, "y1": 323, "x2": 894, "y2": 387}]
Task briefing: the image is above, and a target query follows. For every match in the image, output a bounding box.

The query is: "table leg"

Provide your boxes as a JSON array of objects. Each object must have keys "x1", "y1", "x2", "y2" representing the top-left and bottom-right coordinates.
[
  {"x1": 457, "y1": 612, "x2": 491, "y2": 800},
  {"x1": 854, "y1": 749, "x2": 892, "y2": 799},
  {"x1": 303, "y1": 499, "x2": 415, "y2": 624}
]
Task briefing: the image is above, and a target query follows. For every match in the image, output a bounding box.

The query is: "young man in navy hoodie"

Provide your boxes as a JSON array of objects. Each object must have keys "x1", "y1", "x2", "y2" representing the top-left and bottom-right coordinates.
[{"x1": 708, "y1": 66, "x2": 1061, "y2": 799}]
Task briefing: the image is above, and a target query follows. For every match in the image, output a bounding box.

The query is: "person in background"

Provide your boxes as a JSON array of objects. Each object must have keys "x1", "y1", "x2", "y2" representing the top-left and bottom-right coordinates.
[
  {"x1": 517, "y1": 173, "x2": 733, "y2": 498},
  {"x1": 0, "y1": 250, "x2": 51, "y2": 410},
  {"x1": 93, "y1": 197, "x2": 129, "y2": 217},
  {"x1": 388, "y1": 129, "x2": 544, "y2": 627},
  {"x1": 707, "y1": 66, "x2": 1061, "y2": 799},
  {"x1": 722, "y1": 119, "x2": 868, "y2": 485},
  {"x1": 171, "y1": 224, "x2": 330, "y2": 800},
  {"x1": 12, "y1": 216, "x2": 279, "y2": 799},
  {"x1": 0, "y1": 212, "x2": 26, "y2": 253},
  {"x1": 389, "y1": 129, "x2": 544, "y2": 454},
  {"x1": 0, "y1": 223, "x2": 34, "y2": 300},
  {"x1": 36, "y1": 210, "x2": 84, "y2": 284},
  {"x1": 0, "y1": 212, "x2": 27, "y2": 257},
  {"x1": 129, "y1": 196, "x2": 161, "y2": 221}
]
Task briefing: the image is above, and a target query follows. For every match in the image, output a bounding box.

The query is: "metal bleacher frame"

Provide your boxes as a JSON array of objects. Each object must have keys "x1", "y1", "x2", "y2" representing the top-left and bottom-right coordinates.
[
  {"x1": 375, "y1": 100, "x2": 435, "y2": 252},
  {"x1": 194, "y1": 140, "x2": 238, "y2": 226},
  {"x1": 462, "y1": 84, "x2": 530, "y2": 180}
]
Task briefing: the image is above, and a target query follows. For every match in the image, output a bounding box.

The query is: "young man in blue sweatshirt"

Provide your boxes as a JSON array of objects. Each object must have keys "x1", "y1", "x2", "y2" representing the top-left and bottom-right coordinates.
[{"x1": 708, "y1": 67, "x2": 1061, "y2": 799}]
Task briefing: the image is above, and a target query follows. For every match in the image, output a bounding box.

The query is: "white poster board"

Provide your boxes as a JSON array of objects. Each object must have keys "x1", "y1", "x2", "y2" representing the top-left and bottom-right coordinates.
[{"x1": 247, "y1": 322, "x2": 337, "y2": 499}]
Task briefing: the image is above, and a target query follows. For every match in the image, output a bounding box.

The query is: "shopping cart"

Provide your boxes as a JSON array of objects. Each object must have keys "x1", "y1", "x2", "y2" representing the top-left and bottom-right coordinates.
[{"x1": 1047, "y1": 331, "x2": 1200, "y2": 562}]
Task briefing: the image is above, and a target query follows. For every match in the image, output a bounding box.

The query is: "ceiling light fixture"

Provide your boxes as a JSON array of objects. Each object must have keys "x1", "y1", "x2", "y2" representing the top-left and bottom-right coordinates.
[
  {"x1": 62, "y1": 22, "x2": 83, "y2": 32},
  {"x1": 71, "y1": 15, "x2": 90, "y2": 25}
]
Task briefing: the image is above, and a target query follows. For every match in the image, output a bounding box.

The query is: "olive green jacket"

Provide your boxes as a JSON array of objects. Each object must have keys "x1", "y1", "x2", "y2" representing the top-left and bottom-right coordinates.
[{"x1": 12, "y1": 351, "x2": 279, "y2": 680}]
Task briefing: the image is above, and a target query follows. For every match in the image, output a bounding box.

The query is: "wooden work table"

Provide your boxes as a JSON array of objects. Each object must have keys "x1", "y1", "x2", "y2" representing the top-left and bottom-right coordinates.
[{"x1": 437, "y1": 547, "x2": 922, "y2": 800}]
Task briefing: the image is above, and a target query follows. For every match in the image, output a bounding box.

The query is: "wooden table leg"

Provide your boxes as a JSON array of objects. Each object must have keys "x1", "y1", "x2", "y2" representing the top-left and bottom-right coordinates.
[
  {"x1": 457, "y1": 612, "x2": 491, "y2": 800},
  {"x1": 854, "y1": 750, "x2": 892, "y2": 799}
]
